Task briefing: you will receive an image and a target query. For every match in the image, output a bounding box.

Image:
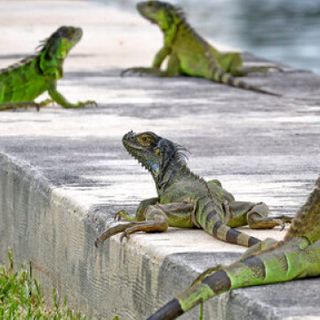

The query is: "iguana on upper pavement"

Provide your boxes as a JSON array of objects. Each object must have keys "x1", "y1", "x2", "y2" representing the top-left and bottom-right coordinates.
[
  {"x1": 122, "y1": 1, "x2": 281, "y2": 97},
  {"x1": 147, "y1": 177, "x2": 320, "y2": 320},
  {"x1": 0, "y1": 26, "x2": 96, "y2": 111},
  {"x1": 95, "y1": 131, "x2": 291, "y2": 248}
]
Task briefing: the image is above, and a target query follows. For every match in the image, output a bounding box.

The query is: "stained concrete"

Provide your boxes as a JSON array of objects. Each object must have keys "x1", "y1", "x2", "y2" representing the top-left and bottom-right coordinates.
[{"x1": 0, "y1": 1, "x2": 320, "y2": 319}]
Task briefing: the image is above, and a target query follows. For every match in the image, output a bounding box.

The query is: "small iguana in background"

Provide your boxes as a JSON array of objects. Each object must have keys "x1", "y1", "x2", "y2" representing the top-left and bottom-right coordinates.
[
  {"x1": 0, "y1": 26, "x2": 96, "y2": 111},
  {"x1": 95, "y1": 131, "x2": 291, "y2": 248},
  {"x1": 146, "y1": 177, "x2": 320, "y2": 320},
  {"x1": 123, "y1": 1, "x2": 281, "y2": 96}
]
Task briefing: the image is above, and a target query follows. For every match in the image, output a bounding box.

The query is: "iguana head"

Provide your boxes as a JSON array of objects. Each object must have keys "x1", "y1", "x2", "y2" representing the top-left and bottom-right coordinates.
[
  {"x1": 42, "y1": 26, "x2": 83, "y2": 60},
  {"x1": 137, "y1": 1, "x2": 184, "y2": 30},
  {"x1": 123, "y1": 131, "x2": 188, "y2": 184}
]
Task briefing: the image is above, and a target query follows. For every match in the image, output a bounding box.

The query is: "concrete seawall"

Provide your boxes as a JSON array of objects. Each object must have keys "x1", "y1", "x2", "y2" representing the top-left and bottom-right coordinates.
[{"x1": 0, "y1": 1, "x2": 320, "y2": 319}]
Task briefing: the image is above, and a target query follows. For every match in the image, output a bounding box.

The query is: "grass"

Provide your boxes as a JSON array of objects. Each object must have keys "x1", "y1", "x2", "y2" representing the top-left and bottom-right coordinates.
[{"x1": 0, "y1": 251, "x2": 88, "y2": 320}]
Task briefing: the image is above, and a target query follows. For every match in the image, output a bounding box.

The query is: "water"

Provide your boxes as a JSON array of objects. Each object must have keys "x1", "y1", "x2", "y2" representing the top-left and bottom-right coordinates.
[{"x1": 104, "y1": 0, "x2": 320, "y2": 74}]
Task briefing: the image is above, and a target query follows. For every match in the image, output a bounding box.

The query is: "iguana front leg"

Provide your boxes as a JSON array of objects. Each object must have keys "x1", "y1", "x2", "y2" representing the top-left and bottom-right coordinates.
[
  {"x1": 48, "y1": 81, "x2": 97, "y2": 109},
  {"x1": 121, "y1": 47, "x2": 180, "y2": 77},
  {"x1": 121, "y1": 46, "x2": 169, "y2": 76},
  {"x1": 95, "y1": 201, "x2": 194, "y2": 246},
  {"x1": 0, "y1": 98, "x2": 53, "y2": 111},
  {"x1": 152, "y1": 46, "x2": 171, "y2": 69},
  {"x1": 119, "y1": 201, "x2": 194, "y2": 241},
  {"x1": 114, "y1": 197, "x2": 159, "y2": 222},
  {"x1": 95, "y1": 205, "x2": 169, "y2": 246}
]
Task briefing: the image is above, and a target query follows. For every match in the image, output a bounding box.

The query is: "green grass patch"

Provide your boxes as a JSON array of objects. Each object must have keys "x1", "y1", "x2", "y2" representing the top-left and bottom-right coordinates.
[{"x1": 0, "y1": 251, "x2": 88, "y2": 320}]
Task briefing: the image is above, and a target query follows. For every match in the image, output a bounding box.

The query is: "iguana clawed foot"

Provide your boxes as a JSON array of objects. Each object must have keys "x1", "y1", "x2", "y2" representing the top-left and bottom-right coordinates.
[
  {"x1": 120, "y1": 230, "x2": 130, "y2": 242},
  {"x1": 96, "y1": 209, "x2": 168, "y2": 247},
  {"x1": 95, "y1": 222, "x2": 137, "y2": 247},
  {"x1": 248, "y1": 212, "x2": 293, "y2": 230},
  {"x1": 275, "y1": 215, "x2": 293, "y2": 231},
  {"x1": 114, "y1": 209, "x2": 134, "y2": 222},
  {"x1": 75, "y1": 100, "x2": 98, "y2": 108}
]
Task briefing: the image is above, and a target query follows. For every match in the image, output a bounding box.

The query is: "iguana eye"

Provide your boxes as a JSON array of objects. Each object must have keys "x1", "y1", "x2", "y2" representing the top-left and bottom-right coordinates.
[
  {"x1": 154, "y1": 148, "x2": 161, "y2": 156},
  {"x1": 138, "y1": 134, "x2": 152, "y2": 146}
]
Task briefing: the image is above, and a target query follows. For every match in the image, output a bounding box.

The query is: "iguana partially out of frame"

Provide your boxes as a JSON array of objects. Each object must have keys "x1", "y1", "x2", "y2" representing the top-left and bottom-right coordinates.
[
  {"x1": 95, "y1": 131, "x2": 291, "y2": 248},
  {"x1": 147, "y1": 177, "x2": 320, "y2": 320},
  {"x1": 0, "y1": 26, "x2": 96, "y2": 111},
  {"x1": 123, "y1": 1, "x2": 281, "y2": 96}
]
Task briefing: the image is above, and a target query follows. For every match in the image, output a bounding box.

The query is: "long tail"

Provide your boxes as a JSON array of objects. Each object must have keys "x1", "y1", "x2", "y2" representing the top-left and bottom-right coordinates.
[
  {"x1": 211, "y1": 69, "x2": 281, "y2": 97},
  {"x1": 196, "y1": 197, "x2": 260, "y2": 247},
  {"x1": 209, "y1": 221, "x2": 260, "y2": 247},
  {"x1": 147, "y1": 237, "x2": 320, "y2": 320}
]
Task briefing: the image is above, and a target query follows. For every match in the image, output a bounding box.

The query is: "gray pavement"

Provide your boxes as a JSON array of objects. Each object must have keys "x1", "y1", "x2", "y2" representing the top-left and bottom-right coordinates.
[{"x1": 0, "y1": 1, "x2": 320, "y2": 319}]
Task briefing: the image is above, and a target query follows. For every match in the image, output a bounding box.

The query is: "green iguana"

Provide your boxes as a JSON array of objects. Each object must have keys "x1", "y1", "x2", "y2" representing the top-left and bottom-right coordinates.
[
  {"x1": 123, "y1": 1, "x2": 281, "y2": 96},
  {"x1": 0, "y1": 26, "x2": 96, "y2": 111},
  {"x1": 95, "y1": 131, "x2": 291, "y2": 248},
  {"x1": 147, "y1": 177, "x2": 320, "y2": 320}
]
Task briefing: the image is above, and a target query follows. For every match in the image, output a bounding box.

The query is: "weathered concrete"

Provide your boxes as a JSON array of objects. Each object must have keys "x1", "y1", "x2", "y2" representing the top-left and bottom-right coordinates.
[{"x1": 0, "y1": 1, "x2": 320, "y2": 319}]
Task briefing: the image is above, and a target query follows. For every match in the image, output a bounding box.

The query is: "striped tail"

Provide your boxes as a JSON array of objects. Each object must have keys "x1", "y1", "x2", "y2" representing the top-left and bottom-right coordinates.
[
  {"x1": 210, "y1": 221, "x2": 260, "y2": 247},
  {"x1": 147, "y1": 268, "x2": 232, "y2": 320},
  {"x1": 196, "y1": 198, "x2": 260, "y2": 247},
  {"x1": 211, "y1": 69, "x2": 281, "y2": 97},
  {"x1": 147, "y1": 238, "x2": 320, "y2": 320}
]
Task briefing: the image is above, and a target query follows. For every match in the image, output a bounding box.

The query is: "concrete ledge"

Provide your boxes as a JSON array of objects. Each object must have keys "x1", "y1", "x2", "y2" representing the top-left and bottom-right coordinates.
[
  {"x1": 1, "y1": 151, "x2": 320, "y2": 320},
  {"x1": 1, "y1": 1, "x2": 320, "y2": 320}
]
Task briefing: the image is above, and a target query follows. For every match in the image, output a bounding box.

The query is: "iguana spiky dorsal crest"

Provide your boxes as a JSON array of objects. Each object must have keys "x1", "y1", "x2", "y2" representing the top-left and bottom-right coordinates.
[{"x1": 285, "y1": 177, "x2": 320, "y2": 243}]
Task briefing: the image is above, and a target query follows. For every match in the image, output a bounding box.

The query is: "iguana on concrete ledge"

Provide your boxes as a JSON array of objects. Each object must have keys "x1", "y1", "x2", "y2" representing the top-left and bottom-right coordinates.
[
  {"x1": 123, "y1": 1, "x2": 281, "y2": 96},
  {"x1": 95, "y1": 131, "x2": 291, "y2": 248},
  {"x1": 147, "y1": 177, "x2": 320, "y2": 320},
  {"x1": 0, "y1": 26, "x2": 96, "y2": 111}
]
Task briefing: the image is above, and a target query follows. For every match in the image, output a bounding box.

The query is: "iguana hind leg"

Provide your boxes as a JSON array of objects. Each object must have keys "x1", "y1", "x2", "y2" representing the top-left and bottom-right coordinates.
[
  {"x1": 217, "y1": 51, "x2": 282, "y2": 76},
  {"x1": 217, "y1": 51, "x2": 243, "y2": 74},
  {"x1": 233, "y1": 65, "x2": 283, "y2": 76},
  {"x1": 247, "y1": 202, "x2": 292, "y2": 229},
  {"x1": 225, "y1": 201, "x2": 292, "y2": 229}
]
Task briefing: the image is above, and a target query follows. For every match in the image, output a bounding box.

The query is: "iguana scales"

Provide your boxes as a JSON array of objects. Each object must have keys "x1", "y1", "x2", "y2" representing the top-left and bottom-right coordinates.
[
  {"x1": 95, "y1": 131, "x2": 291, "y2": 248},
  {"x1": 147, "y1": 177, "x2": 320, "y2": 320},
  {"x1": 0, "y1": 26, "x2": 96, "y2": 111},
  {"x1": 123, "y1": 1, "x2": 281, "y2": 96}
]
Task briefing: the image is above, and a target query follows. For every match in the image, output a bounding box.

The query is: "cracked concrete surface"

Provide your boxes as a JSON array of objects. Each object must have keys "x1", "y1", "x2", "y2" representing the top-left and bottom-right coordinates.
[{"x1": 0, "y1": 1, "x2": 320, "y2": 319}]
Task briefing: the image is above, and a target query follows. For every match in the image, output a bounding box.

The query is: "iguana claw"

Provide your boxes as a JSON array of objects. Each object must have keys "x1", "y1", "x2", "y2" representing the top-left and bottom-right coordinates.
[
  {"x1": 120, "y1": 231, "x2": 130, "y2": 242},
  {"x1": 77, "y1": 100, "x2": 98, "y2": 108}
]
